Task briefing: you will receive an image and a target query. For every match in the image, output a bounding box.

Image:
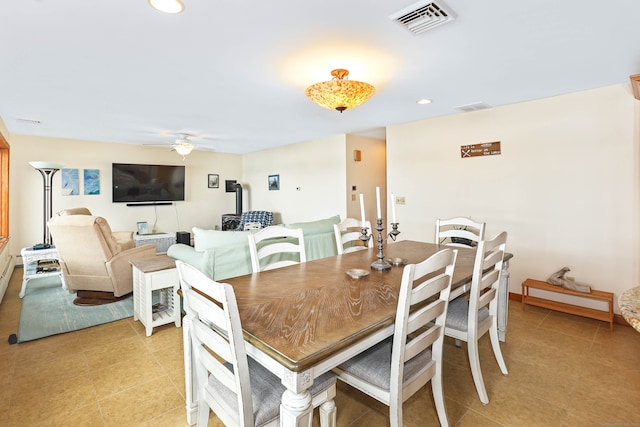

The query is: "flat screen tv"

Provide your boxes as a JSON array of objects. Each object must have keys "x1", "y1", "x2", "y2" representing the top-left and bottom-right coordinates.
[{"x1": 112, "y1": 163, "x2": 185, "y2": 203}]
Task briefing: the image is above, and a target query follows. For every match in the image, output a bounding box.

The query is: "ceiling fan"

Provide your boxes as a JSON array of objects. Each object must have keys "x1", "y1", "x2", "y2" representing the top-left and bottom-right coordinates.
[{"x1": 143, "y1": 133, "x2": 197, "y2": 158}]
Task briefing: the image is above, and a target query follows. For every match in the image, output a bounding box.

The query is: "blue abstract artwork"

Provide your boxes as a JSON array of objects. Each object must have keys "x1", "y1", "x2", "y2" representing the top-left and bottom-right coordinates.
[
  {"x1": 84, "y1": 169, "x2": 100, "y2": 195},
  {"x1": 61, "y1": 169, "x2": 79, "y2": 196}
]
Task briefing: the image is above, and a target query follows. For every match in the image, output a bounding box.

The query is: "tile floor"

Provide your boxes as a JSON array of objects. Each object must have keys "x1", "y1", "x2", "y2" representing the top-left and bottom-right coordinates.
[{"x1": 0, "y1": 269, "x2": 639, "y2": 426}]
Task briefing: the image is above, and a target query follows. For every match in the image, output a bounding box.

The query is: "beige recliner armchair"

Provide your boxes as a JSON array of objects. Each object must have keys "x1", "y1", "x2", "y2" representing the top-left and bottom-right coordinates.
[{"x1": 48, "y1": 208, "x2": 156, "y2": 305}]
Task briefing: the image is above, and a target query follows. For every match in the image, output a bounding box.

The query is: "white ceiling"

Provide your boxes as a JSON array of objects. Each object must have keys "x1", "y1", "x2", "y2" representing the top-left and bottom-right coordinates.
[{"x1": 1, "y1": 0, "x2": 639, "y2": 154}]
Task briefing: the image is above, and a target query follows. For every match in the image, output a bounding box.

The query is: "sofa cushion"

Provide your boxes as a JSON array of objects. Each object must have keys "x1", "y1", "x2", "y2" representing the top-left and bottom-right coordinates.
[
  {"x1": 57, "y1": 207, "x2": 92, "y2": 216},
  {"x1": 95, "y1": 217, "x2": 120, "y2": 255},
  {"x1": 285, "y1": 215, "x2": 340, "y2": 236},
  {"x1": 192, "y1": 227, "x2": 252, "y2": 252}
]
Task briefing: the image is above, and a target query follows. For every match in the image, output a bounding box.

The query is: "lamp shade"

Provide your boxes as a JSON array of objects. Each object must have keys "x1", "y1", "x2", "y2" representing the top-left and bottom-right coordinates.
[
  {"x1": 305, "y1": 69, "x2": 375, "y2": 113},
  {"x1": 29, "y1": 161, "x2": 64, "y2": 170}
]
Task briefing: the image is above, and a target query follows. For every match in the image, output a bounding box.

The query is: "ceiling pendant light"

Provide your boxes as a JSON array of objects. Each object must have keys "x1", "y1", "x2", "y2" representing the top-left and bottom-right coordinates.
[
  {"x1": 148, "y1": 0, "x2": 184, "y2": 14},
  {"x1": 305, "y1": 69, "x2": 375, "y2": 113}
]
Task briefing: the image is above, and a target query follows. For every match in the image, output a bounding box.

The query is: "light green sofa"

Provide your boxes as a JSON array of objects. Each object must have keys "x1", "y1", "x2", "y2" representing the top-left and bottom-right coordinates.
[{"x1": 167, "y1": 215, "x2": 341, "y2": 281}]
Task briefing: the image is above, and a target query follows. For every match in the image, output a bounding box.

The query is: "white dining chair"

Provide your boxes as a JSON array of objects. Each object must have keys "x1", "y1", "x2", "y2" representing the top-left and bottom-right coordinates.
[
  {"x1": 333, "y1": 217, "x2": 373, "y2": 254},
  {"x1": 176, "y1": 260, "x2": 337, "y2": 427},
  {"x1": 333, "y1": 248, "x2": 458, "y2": 427},
  {"x1": 436, "y1": 217, "x2": 486, "y2": 248},
  {"x1": 444, "y1": 231, "x2": 508, "y2": 404},
  {"x1": 247, "y1": 225, "x2": 307, "y2": 272}
]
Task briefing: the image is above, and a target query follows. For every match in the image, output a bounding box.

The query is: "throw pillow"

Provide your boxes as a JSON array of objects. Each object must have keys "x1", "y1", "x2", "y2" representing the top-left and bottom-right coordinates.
[
  {"x1": 192, "y1": 227, "x2": 251, "y2": 252},
  {"x1": 285, "y1": 215, "x2": 341, "y2": 236}
]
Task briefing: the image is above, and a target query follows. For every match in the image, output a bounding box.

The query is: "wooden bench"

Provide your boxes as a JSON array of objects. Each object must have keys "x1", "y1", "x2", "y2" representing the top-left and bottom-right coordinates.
[{"x1": 522, "y1": 278, "x2": 614, "y2": 330}]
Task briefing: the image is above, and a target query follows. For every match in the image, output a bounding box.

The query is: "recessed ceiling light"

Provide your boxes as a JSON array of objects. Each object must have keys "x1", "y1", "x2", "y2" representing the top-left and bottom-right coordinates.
[
  {"x1": 148, "y1": 0, "x2": 184, "y2": 14},
  {"x1": 417, "y1": 98, "x2": 432, "y2": 105}
]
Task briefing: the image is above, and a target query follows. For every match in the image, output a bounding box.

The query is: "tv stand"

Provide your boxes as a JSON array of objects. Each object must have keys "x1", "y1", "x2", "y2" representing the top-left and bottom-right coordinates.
[{"x1": 126, "y1": 202, "x2": 173, "y2": 207}]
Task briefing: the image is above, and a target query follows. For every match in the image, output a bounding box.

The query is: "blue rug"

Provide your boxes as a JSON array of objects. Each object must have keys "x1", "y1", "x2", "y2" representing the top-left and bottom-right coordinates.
[{"x1": 17, "y1": 276, "x2": 133, "y2": 342}]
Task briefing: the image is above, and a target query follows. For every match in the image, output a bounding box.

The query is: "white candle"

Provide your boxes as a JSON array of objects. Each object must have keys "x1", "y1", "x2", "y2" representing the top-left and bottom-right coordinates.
[
  {"x1": 391, "y1": 193, "x2": 397, "y2": 223},
  {"x1": 359, "y1": 193, "x2": 366, "y2": 227},
  {"x1": 376, "y1": 187, "x2": 381, "y2": 219}
]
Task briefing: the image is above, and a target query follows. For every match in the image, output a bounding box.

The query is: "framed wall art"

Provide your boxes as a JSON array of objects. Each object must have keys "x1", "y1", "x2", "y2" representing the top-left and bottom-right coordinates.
[
  {"x1": 84, "y1": 169, "x2": 100, "y2": 195},
  {"x1": 208, "y1": 174, "x2": 219, "y2": 188},
  {"x1": 268, "y1": 174, "x2": 280, "y2": 191},
  {"x1": 61, "y1": 168, "x2": 79, "y2": 196}
]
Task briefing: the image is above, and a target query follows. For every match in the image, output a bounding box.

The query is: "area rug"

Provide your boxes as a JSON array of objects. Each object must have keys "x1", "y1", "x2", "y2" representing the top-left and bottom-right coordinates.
[{"x1": 17, "y1": 276, "x2": 133, "y2": 343}]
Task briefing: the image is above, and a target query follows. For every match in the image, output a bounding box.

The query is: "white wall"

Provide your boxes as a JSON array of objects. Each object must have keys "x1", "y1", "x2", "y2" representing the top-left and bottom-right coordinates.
[
  {"x1": 387, "y1": 84, "x2": 639, "y2": 312},
  {"x1": 9, "y1": 134, "x2": 243, "y2": 253},
  {"x1": 345, "y1": 135, "x2": 387, "y2": 226},
  {"x1": 242, "y1": 135, "x2": 347, "y2": 224}
]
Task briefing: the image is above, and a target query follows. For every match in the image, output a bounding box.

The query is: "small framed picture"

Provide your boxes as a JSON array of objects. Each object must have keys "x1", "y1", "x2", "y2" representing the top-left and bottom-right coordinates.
[
  {"x1": 137, "y1": 221, "x2": 149, "y2": 235},
  {"x1": 268, "y1": 174, "x2": 280, "y2": 191},
  {"x1": 208, "y1": 174, "x2": 219, "y2": 188},
  {"x1": 225, "y1": 179, "x2": 237, "y2": 192}
]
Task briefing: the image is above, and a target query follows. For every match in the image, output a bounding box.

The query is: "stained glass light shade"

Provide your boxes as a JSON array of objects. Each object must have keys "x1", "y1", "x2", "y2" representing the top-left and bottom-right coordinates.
[{"x1": 305, "y1": 69, "x2": 375, "y2": 113}]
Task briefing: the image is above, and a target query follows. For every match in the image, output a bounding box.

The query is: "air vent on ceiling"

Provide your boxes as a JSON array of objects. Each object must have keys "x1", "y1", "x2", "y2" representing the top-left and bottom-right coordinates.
[
  {"x1": 389, "y1": 0, "x2": 455, "y2": 35},
  {"x1": 15, "y1": 118, "x2": 41, "y2": 125},
  {"x1": 453, "y1": 102, "x2": 493, "y2": 113}
]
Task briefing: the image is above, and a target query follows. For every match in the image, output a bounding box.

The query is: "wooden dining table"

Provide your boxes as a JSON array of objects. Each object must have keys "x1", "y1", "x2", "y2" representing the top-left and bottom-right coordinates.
[{"x1": 181, "y1": 240, "x2": 512, "y2": 426}]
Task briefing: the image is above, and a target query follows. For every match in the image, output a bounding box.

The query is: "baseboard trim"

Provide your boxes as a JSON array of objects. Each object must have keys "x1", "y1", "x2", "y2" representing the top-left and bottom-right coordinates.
[{"x1": 508, "y1": 291, "x2": 630, "y2": 328}]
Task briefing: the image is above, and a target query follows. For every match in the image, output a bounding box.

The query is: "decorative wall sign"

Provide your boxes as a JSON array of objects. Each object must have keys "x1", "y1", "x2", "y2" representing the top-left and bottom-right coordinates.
[
  {"x1": 61, "y1": 168, "x2": 79, "y2": 195},
  {"x1": 460, "y1": 141, "x2": 501, "y2": 158},
  {"x1": 84, "y1": 169, "x2": 100, "y2": 195}
]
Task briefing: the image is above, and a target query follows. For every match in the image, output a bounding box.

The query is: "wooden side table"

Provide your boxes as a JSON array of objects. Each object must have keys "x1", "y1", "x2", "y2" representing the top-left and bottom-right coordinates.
[
  {"x1": 19, "y1": 246, "x2": 67, "y2": 298},
  {"x1": 131, "y1": 255, "x2": 181, "y2": 336}
]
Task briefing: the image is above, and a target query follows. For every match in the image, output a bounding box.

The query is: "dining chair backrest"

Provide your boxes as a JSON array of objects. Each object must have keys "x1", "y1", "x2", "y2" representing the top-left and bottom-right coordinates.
[
  {"x1": 436, "y1": 216, "x2": 486, "y2": 248},
  {"x1": 444, "y1": 231, "x2": 508, "y2": 404},
  {"x1": 176, "y1": 260, "x2": 255, "y2": 426},
  {"x1": 334, "y1": 248, "x2": 458, "y2": 427},
  {"x1": 333, "y1": 217, "x2": 373, "y2": 255},
  {"x1": 389, "y1": 248, "x2": 457, "y2": 425},
  {"x1": 248, "y1": 225, "x2": 307, "y2": 272},
  {"x1": 177, "y1": 260, "x2": 338, "y2": 427},
  {"x1": 469, "y1": 231, "x2": 507, "y2": 323}
]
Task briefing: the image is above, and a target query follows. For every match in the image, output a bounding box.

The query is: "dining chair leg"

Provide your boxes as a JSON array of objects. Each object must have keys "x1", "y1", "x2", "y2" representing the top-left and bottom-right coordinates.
[
  {"x1": 389, "y1": 400, "x2": 402, "y2": 427},
  {"x1": 197, "y1": 395, "x2": 210, "y2": 427},
  {"x1": 489, "y1": 323, "x2": 509, "y2": 375},
  {"x1": 319, "y1": 399, "x2": 336, "y2": 427},
  {"x1": 431, "y1": 368, "x2": 449, "y2": 427},
  {"x1": 467, "y1": 338, "x2": 489, "y2": 404}
]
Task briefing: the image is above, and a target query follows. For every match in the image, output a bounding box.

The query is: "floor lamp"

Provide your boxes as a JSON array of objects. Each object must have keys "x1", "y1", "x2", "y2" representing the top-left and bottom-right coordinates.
[{"x1": 29, "y1": 161, "x2": 64, "y2": 247}]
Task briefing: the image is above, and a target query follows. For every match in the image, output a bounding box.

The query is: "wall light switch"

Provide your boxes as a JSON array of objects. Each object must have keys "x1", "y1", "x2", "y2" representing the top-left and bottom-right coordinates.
[
  {"x1": 352, "y1": 194, "x2": 356, "y2": 201},
  {"x1": 396, "y1": 196, "x2": 406, "y2": 205}
]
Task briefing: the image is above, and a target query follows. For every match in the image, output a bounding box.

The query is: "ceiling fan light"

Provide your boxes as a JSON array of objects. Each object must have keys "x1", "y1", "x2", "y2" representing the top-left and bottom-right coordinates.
[
  {"x1": 148, "y1": 0, "x2": 184, "y2": 14},
  {"x1": 305, "y1": 69, "x2": 375, "y2": 113},
  {"x1": 174, "y1": 143, "x2": 194, "y2": 156}
]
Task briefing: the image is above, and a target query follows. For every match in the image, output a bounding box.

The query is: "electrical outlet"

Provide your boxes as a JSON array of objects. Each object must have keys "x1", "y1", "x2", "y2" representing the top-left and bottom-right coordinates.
[{"x1": 396, "y1": 196, "x2": 406, "y2": 205}]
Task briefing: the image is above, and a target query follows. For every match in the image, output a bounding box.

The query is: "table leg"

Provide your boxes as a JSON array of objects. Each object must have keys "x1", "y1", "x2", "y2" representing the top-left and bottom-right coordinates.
[
  {"x1": 19, "y1": 276, "x2": 30, "y2": 298},
  {"x1": 280, "y1": 370, "x2": 314, "y2": 427},
  {"x1": 59, "y1": 272, "x2": 67, "y2": 291},
  {"x1": 498, "y1": 260, "x2": 510, "y2": 342}
]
